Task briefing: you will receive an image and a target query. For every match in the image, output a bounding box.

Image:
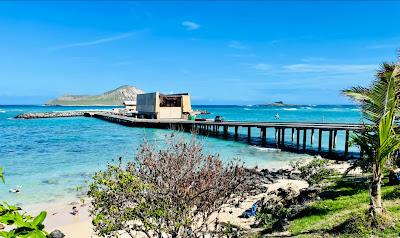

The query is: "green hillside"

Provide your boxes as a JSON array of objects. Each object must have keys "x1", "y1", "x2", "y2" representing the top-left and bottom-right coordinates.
[{"x1": 46, "y1": 85, "x2": 144, "y2": 106}]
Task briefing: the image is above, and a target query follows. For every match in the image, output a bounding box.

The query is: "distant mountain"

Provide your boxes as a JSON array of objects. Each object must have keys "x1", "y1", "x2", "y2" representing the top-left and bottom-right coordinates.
[{"x1": 46, "y1": 85, "x2": 145, "y2": 106}]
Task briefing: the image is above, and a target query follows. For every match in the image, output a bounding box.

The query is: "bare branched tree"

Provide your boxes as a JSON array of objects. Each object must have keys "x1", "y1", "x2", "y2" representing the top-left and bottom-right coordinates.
[{"x1": 88, "y1": 133, "x2": 247, "y2": 237}]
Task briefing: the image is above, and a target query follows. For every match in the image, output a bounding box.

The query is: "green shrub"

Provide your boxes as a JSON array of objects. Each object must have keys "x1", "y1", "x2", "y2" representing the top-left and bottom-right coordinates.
[{"x1": 290, "y1": 158, "x2": 335, "y2": 185}]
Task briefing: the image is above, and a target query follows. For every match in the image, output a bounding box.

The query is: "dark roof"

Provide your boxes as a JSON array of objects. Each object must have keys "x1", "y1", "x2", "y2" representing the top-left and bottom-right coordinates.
[{"x1": 160, "y1": 93, "x2": 189, "y2": 96}]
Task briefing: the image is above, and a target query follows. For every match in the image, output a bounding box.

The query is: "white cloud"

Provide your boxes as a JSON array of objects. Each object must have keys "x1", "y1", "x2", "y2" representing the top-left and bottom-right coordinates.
[
  {"x1": 114, "y1": 61, "x2": 135, "y2": 66},
  {"x1": 282, "y1": 64, "x2": 376, "y2": 73},
  {"x1": 51, "y1": 31, "x2": 135, "y2": 50},
  {"x1": 366, "y1": 37, "x2": 400, "y2": 49},
  {"x1": 182, "y1": 21, "x2": 200, "y2": 31},
  {"x1": 252, "y1": 63, "x2": 272, "y2": 72},
  {"x1": 251, "y1": 62, "x2": 377, "y2": 75},
  {"x1": 367, "y1": 42, "x2": 400, "y2": 49},
  {"x1": 229, "y1": 40, "x2": 248, "y2": 49},
  {"x1": 300, "y1": 57, "x2": 326, "y2": 63}
]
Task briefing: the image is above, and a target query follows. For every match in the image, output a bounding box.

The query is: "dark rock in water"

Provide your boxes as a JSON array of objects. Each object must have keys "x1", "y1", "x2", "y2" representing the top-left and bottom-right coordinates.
[
  {"x1": 14, "y1": 111, "x2": 110, "y2": 119},
  {"x1": 42, "y1": 178, "x2": 59, "y2": 185},
  {"x1": 48, "y1": 229, "x2": 65, "y2": 238}
]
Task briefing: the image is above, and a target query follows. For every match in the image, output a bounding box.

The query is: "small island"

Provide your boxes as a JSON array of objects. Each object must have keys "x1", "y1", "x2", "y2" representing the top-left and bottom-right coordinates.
[{"x1": 257, "y1": 101, "x2": 305, "y2": 107}]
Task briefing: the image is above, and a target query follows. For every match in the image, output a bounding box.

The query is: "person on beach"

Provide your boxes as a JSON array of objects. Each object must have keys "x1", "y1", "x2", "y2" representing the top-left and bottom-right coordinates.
[
  {"x1": 71, "y1": 206, "x2": 79, "y2": 216},
  {"x1": 9, "y1": 185, "x2": 22, "y2": 193}
]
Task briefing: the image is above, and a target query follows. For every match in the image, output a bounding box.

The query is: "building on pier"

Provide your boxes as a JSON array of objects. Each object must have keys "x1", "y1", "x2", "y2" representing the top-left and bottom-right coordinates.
[
  {"x1": 136, "y1": 92, "x2": 192, "y2": 119},
  {"x1": 123, "y1": 100, "x2": 137, "y2": 112}
]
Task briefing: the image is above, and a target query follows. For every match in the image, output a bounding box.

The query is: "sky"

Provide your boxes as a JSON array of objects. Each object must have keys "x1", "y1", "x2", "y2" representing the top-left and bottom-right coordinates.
[{"x1": 0, "y1": 1, "x2": 399, "y2": 105}]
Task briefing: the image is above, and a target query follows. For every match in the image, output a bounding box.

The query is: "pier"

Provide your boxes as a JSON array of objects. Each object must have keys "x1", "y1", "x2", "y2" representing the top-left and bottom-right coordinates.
[{"x1": 91, "y1": 112, "x2": 363, "y2": 160}]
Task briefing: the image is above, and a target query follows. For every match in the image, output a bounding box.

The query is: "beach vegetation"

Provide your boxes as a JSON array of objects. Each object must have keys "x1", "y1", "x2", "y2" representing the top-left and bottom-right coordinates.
[
  {"x1": 88, "y1": 134, "x2": 247, "y2": 238},
  {"x1": 0, "y1": 167, "x2": 4, "y2": 184},
  {"x1": 0, "y1": 204, "x2": 47, "y2": 238},
  {"x1": 343, "y1": 62, "x2": 400, "y2": 223},
  {"x1": 290, "y1": 158, "x2": 335, "y2": 185}
]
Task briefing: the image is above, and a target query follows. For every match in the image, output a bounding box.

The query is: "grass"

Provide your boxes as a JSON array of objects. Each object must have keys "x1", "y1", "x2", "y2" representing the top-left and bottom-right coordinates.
[{"x1": 286, "y1": 175, "x2": 400, "y2": 237}]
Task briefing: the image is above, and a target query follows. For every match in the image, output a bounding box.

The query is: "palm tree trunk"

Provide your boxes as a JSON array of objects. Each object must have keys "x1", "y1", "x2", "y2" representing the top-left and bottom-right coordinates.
[{"x1": 370, "y1": 163, "x2": 383, "y2": 216}]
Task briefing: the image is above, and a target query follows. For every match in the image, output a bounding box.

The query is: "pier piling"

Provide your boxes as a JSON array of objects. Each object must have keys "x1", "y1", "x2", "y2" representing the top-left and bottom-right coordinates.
[
  {"x1": 328, "y1": 130, "x2": 333, "y2": 153},
  {"x1": 310, "y1": 129, "x2": 315, "y2": 146},
  {"x1": 291, "y1": 128, "x2": 295, "y2": 142},
  {"x1": 234, "y1": 126, "x2": 238, "y2": 139},
  {"x1": 333, "y1": 130, "x2": 338, "y2": 148},
  {"x1": 318, "y1": 129, "x2": 322, "y2": 152},
  {"x1": 261, "y1": 127, "x2": 266, "y2": 145},
  {"x1": 344, "y1": 130, "x2": 350, "y2": 157}
]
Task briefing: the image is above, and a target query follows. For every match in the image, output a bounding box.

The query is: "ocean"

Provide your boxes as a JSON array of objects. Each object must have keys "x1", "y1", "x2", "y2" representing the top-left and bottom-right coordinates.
[{"x1": 0, "y1": 105, "x2": 361, "y2": 210}]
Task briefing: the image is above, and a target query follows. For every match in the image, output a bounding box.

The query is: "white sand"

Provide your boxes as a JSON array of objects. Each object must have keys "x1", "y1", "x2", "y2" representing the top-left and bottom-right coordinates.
[
  {"x1": 42, "y1": 161, "x2": 352, "y2": 237},
  {"x1": 44, "y1": 179, "x2": 307, "y2": 238}
]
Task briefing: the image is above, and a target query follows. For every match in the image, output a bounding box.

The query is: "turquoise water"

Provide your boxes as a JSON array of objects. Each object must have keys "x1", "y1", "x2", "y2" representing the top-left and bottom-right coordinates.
[{"x1": 0, "y1": 105, "x2": 361, "y2": 209}]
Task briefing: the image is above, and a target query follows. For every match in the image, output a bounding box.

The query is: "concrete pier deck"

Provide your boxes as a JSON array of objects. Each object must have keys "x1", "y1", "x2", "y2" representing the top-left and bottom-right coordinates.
[{"x1": 91, "y1": 112, "x2": 363, "y2": 160}]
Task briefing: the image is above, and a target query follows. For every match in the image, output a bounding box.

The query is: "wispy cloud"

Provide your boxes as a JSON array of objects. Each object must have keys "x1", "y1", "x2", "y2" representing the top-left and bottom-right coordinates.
[
  {"x1": 365, "y1": 37, "x2": 400, "y2": 50},
  {"x1": 231, "y1": 53, "x2": 257, "y2": 58},
  {"x1": 367, "y1": 42, "x2": 400, "y2": 49},
  {"x1": 252, "y1": 63, "x2": 272, "y2": 71},
  {"x1": 252, "y1": 63, "x2": 376, "y2": 75},
  {"x1": 282, "y1": 64, "x2": 376, "y2": 73},
  {"x1": 229, "y1": 40, "x2": 248, "y2": 50},
  {"x1": 300, "y1": 57, "x2": 326, "y2": 63},
  {"x1": 114, "y1": 61, "x2": 135, "y2": 66},
  {"x1": 51, "y1": 31, "x2": 135, "y2": 50},
  {"x1": 182, "y1": 21, "x2": 201, "y2": 31}
]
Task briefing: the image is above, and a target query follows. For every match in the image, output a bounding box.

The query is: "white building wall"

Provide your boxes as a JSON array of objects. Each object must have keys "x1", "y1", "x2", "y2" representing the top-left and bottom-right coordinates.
[{"x1": 159, "y1": 107, "x2": 182, "y2": 119}]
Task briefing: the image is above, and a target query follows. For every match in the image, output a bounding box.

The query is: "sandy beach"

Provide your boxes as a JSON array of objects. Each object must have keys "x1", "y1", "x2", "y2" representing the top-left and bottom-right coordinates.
[
  {"x1": 43, "y1": 158, "x2": 355, "y2": 237},
  {"x1": 43, "y1": 178, "x2": 308, "y2": 238}
]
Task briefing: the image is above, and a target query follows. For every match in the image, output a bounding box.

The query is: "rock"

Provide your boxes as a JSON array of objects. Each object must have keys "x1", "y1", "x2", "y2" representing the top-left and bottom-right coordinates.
[
  {"x1": 15, "y1": 111, "x2": 85, "y2": 119},
  {"x1": 48, "y1": 230, "x2": 65, "y2": 238},
  {"x1": 288, "y1": 172, "x2": 302, "y2": 180},
  {"x1": 297, "y1": 186, "x2": 322, "y2": 203},
  {"x1": 260, "y1": 168, "x2": 270, "y2": 175},
  {"x1": 265, "y1": 175, "x2": 276, "y2": 183},
  {"x1": 14, "y1": 110, "x2": 114, "y2": 119}
]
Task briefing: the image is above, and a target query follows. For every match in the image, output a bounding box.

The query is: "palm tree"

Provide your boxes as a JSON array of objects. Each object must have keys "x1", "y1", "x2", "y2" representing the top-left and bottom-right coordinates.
[{"x1": 343, "y1": 62, "x2": 400, "y2": 218}]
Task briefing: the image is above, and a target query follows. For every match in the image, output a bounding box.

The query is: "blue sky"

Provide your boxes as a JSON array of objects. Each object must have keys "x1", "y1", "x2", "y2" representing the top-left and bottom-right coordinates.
[{"x1": 0, "y1": 1, "x2": 399, "y2": 105}]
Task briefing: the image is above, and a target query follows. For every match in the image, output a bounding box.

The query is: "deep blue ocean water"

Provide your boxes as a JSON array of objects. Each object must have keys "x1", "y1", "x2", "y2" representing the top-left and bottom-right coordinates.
[{"x1": 0, "y1": 105, "x2": 361, "y2": 209}]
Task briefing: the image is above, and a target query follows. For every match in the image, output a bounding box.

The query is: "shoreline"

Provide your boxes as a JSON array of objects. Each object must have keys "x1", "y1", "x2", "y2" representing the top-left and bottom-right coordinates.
[{"x1": 38, "y1": 160, "x2": 352, "y2": 237}]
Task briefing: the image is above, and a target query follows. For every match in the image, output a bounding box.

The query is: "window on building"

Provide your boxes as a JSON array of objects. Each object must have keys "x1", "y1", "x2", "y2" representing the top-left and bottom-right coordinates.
[{"x1": 159, "y1": 96, "x2": 182, "y2": 107}]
